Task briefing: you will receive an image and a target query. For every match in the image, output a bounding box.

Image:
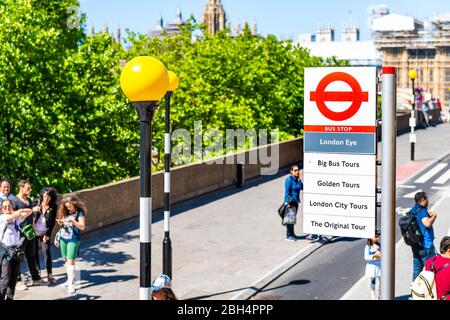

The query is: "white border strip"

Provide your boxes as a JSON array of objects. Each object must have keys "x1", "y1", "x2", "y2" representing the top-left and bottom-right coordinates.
[
  {"x1": 164, "y1": 211, "x2": 170, "y2": 232},
  {"x1": 140, "y1": 197, "x2": 152, "y2": 243},
  {"x1": 139, "y1": 287, "x2": 151, "y2": 300},
  {"x1": 164, "y1": 173, "x2": 171, "y2": 193},
  {"x1": 164, "y1": 133, "x2": 171, "y2": 155},
  {"x1": 414, "y1": 163, "x2": 448, "y2": 184}
]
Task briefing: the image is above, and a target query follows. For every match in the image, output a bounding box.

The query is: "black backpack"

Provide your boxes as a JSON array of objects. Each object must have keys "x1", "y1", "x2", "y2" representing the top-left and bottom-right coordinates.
[{"x1": 399, "y1": 207, "x2": 423, "y2": 246}]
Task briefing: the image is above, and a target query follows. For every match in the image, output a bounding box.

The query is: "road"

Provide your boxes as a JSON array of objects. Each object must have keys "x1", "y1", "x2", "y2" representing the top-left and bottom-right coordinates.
[{"x1": 252, "y1": 155, "x2": 450, "y2": 300}]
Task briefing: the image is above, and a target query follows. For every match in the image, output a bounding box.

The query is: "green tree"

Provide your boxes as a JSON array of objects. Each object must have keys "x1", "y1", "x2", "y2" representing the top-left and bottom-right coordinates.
[
  {"x1": 0, "y1": 6, "x2": 348, "y2": 194},
  {"x1": 0, "y1": 0, "x2": 84, "y2": 192}
]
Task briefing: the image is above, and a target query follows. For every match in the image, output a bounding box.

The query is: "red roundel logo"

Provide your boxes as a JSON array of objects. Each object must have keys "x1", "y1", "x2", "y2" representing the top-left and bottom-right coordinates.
[{"x1": 310, "y1": 72, "x2": 369, "y2": 121}]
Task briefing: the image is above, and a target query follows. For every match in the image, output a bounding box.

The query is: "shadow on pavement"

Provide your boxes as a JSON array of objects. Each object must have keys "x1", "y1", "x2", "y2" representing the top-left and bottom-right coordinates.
[
  {"x1": 57, "y1": 293, "x2": 101, "y2": 300},
  {"x1": 80, "y1": 272, "x2": 137, "y2": 290},
  {"x1": 188, "y1": 286, "x2": 259, "y2": 300},
  {"x1": 188, "y1": 279, "x2": 311, "y2": 300},
  {"x1": 80, "y1": 241, "x2": 137, "y2": 267},
  {"x1": 259, "y1": 279, "x2": 311, "y2": 294},
  {"x1": 329, "y1": 237, "x2": 364, "y2": 244}
]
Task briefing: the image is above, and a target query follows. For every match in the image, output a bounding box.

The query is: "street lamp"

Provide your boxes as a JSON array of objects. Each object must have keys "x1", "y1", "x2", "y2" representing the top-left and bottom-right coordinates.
[
  {"x1": 120, "y1": 56, "x2": 169, "y2": 300},
  {"x1": 408, "y1": 69, "x2": 417, "y2": 161},
  {"x1": 163, "y1": 71, "x2": 179, "y2": 279}
]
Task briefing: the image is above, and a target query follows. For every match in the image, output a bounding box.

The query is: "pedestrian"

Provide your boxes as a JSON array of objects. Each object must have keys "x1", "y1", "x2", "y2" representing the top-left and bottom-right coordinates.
[
  {"x1": 283, "y1": 165, "x2": 303, "y2": 242},
  {"x1": 410, "y1": 192, "x2": 437, "y2": 281},
  {"x1": 424, "y1": 237, "x2": 450, "y2": 300},
  {"x1": 12, "y1": 180, "x2": 43, "y2": 287},
  {"x1": 151, "y1": 274, "x2": 177, "y2": 300},
  {"x1": 56, "y1": 194, "x2": 86, "y2": 294},
  {"x1": 32, "y1": 187, "x2": 58, "y2": 285},
  {"x1": 0, "y1": 198, "x2": 33, "y2": 300},
  {"x1": 0, "y1": 178, "x2": 26, "y2": 291},
  {"x1": 0, "y1": 178, "x2": 19, "y2": 206},
  {"x1": 364, "y1": 232, "x2": 381, "y2": 300}
]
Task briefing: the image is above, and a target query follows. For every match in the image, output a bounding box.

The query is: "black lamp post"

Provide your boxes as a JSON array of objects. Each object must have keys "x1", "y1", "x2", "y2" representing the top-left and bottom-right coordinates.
[
  {"x1": 163, "y1": 71, "x2": 179, "y2": 279},
  {"x1": 120, "y1": 56, "x2": 169, "y2": 300}
]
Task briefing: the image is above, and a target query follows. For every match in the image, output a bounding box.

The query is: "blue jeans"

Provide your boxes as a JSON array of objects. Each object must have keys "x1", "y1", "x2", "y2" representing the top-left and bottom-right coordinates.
[
  {"x1": 412, "y1": 245, "x2": 436, "y2": 281},
  {"x1": 286, "y1": 224, "x2": 295, "y2": 238}
]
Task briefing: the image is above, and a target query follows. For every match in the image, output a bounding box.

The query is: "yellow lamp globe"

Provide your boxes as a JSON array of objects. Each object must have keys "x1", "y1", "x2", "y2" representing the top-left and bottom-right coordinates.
[
  {"x1": 120, "y1": 56, "x2": 169, "y2": 102},
  {"x1": 168, "y1": 71, "x2": 180, "y2": 92},
  {"x1": 408, "y1": 69, "x2": 417, "y2": 81}
]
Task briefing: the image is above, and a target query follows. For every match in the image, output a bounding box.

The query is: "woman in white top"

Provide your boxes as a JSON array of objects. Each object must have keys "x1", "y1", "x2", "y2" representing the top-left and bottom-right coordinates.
[
  {"x1": 364, "y1": 233, "x2": 381, "y2": 300},
  {"x1": 0, "y1": 198, "x2": 32, "y2": 300},
  {"x1": 32, "y1": 187, "x2": 58, "y2": 285}
]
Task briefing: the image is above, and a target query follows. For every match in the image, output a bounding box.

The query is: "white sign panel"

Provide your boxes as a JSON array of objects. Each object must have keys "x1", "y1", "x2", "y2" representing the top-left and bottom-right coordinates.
[
  {"x1": 303, "y1": 193, "x2": 376, "y2": 217},
  {"x1": 304, "y1": 67, "x2": 377, "y2": 129},
  {"x1": 303, "y1": 153, "x2": 376, "y2": 176},
  {"x1": 303, "y1": 214, "x2": 376, "y2": 239},
  {"x1": 303, "y1": 173, "x2": 376, "y2": 197}
]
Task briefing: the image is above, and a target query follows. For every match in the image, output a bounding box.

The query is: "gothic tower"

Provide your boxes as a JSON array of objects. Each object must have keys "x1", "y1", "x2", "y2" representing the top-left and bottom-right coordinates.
[{"x1": 203, "y1": 0, "x2": 227, "y2": 35}]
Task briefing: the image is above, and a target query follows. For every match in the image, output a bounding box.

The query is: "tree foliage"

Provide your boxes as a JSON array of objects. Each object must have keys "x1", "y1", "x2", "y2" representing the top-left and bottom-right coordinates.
[{"x1": 0, "y1": 3, "x2": 347, "y2": 194}]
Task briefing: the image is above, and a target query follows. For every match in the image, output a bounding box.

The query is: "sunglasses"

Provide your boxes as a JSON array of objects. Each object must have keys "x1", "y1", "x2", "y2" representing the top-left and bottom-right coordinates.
[{"x1": 293, "y1": 169, "x2": 299, "y2": 172}]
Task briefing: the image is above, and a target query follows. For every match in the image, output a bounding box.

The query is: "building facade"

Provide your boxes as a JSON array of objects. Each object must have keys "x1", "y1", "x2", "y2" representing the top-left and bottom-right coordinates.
[
  {"x1": 203, "y1": 0, "x2": 227, "y2": 35},
  {"x1": 297, "y1": 25, "x2": 381, "y2": 67},
  {"x1": 150, "y1": 8, "x2": 184, "y2": 38},
  {"x1": 373, "y1": 13, "x2": 450, "y2": 105}
]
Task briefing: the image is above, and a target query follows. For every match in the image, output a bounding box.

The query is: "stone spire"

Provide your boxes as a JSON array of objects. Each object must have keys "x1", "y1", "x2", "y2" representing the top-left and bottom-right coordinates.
[
  {"x1": 116, "y1": 26, "x2": 121, "y2": 43},
  {"x1": 174, "y1": 7, "x2": 183, "y2": 24},
  {"x1": 252, "y1": 20, "x2": 257, "y2": 36},
  {"x1": 156, "y1": 15, "x2": 164, "y2": 31},
  {"x1": 235, "y1": 21, "x2": 241, "y2": 35},
  {"x1": 203, "y1": 0, "x2": 227, "y2": 35}
]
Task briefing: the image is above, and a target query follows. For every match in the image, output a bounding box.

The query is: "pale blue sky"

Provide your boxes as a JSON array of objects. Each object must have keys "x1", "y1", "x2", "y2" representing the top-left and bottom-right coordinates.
[{"x1": 79, "y1": 0, "x2": 449, "y2": 40}]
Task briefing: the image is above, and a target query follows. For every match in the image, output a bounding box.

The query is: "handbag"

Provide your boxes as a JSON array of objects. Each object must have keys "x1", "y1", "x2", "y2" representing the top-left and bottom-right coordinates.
[
  {"x1": 282, "y1": 206, "x2": 297, "y2": 226},
  {"x1": 19, "y1": 223, "x2": 36, "y2": 241},
  {"x1": 54, "y1": 228, "x2": 62, "y2": 248},
  {"x1": 278, "y1": 203, "x2": 288, "y2": 218}
]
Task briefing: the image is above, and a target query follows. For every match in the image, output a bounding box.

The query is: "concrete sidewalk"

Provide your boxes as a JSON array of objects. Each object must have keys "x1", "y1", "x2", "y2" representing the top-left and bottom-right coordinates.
[
  {"x1": 15, "y1": 168, "x2": 323, "y2": 300},
  {"x1": 15, "y1": 123, "x2": 450, "y2": 300}
]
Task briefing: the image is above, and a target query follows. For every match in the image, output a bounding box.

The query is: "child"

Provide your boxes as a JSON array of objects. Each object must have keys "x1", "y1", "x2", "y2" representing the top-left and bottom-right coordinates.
[
  {"x1": 151, "y1": 274, "x2": 177, "y2": 300},
  {"x1": 364, "y1": 232, "x2": 381, "y2": 300}
]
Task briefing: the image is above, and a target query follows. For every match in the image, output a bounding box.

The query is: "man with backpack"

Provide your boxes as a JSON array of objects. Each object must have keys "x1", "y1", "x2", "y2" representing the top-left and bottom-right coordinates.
[{"x1": 406, "y1": 192, "x2": 437, "y2": 281}]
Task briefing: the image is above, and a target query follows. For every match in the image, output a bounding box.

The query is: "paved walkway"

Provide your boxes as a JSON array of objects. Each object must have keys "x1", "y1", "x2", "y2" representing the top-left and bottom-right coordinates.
[
  {"x1": 15, "y1": 122, "x2": 450, "y2": 300},
  {"x1": 16, "y1": 168, "x2": 315, "y2": 300}
]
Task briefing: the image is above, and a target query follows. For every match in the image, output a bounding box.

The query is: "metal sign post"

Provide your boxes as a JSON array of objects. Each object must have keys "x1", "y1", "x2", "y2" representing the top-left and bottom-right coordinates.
[
  {"x1": 380, "y1": 67, "x2": 397, "y2": 300},
  {"x1": 408, "y1": 70, "x2": 417, "y2": 161}
]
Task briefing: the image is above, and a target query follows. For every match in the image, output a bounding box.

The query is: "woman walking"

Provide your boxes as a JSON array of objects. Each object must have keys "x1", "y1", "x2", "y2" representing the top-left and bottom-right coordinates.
[
  {"x1": 283, "y1": 165, "x2": 303, "y2": 241},
  {"x1": 56, "y1": 195, "x2": 86, "y2": 294},
  {"x1": 364, "y1": 232, "x2": 381, "y2": 300},
  {"x1": 32, "y1": 187, "x2": 58, "y2": 285},
  {"x1": 0, "y1": 199, "x2": 32, "y2": 300}
]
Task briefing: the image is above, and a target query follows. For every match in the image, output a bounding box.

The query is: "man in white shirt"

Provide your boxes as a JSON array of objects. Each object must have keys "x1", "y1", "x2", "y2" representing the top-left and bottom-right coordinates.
[
  {"x1": 0, "y1": 178, "x2": 19, "y2": 206},
  {"x1": 0, "y1": 198, "x2": 32, "y2": 300}
]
